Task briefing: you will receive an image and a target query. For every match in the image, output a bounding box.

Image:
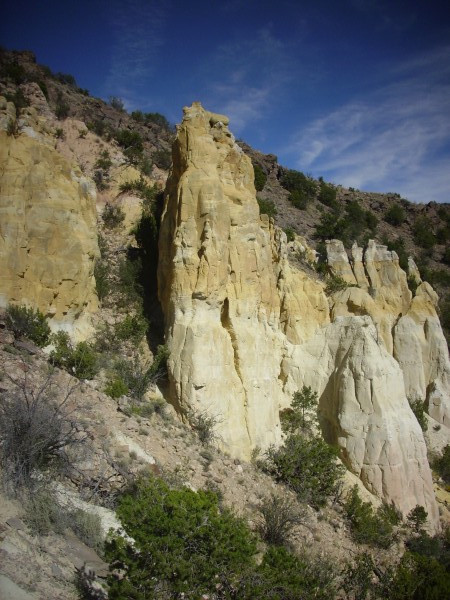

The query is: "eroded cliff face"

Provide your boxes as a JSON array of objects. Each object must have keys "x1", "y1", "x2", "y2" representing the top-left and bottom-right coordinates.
[
  {"x1": 158, "y1": 102, "x2": 327, "y2": 455},
  {"x1": 0, "y1": 96, "x2": 99, "y2": 339},
  {"x1": 327, "y1": 239, "x2": 450, "y2": 426},
  {"x1": 159, "y1": 102, "x2": 443, "y2": 527}
]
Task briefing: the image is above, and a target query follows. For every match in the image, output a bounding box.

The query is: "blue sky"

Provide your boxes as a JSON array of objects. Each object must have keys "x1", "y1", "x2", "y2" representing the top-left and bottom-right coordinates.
[{"x1": 1, "y1": 0, "x2": 449, "y2": 203}]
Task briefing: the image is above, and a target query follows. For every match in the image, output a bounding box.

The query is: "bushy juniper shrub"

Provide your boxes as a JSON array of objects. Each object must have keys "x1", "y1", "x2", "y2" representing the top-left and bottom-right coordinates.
[
  {"x1": 114, "y1": 129, "x2": 143, "y2": 164},
  {"x1": 280, "y1": 169, "x2": 316, "y2": 204},
  {"x1": 117, "y1": 256, "x2": 144, "y2": 306},
  {"x1": 144, "y1": 112, "x2": 172, "y2": 130},
  {"x1": 265, "y1": 435, "x2": 344, "y2": 509},
  {"x1": 283, "y1": 227, "x2": 296, "y2": 242},
  {"x1": 253, "y1": 163, "x2": 267, "y2": 191},
  {"x1": 94, "y1": 259, "x2": 110, "y2": 302},
  {"x1": 257, "y1": 197, "x2": 277, "y2": 218},
  {"x1": 413, "y1": 216, "x2": 436, "y2": 249},
  {"x1": 407, "y1": 505, "x2": 428, "y2": 533},
  {"x1": 318, "y1": 181, "x2": 338, "y2": 209},
  {"x1": 105, "y1": 477, "x2": 257, "y2": 599},
  {"x1": 104, "y1": 377, "x2": 129, "y2": 399},
  {"x1": 6, "y1": 304, "x2": 51, "y2": 347},
  {"x1": 50, "y1": 332, "x2": 98, "y2": 379},
  {"x1": 289, "y1": 189, "x2": 309, "y2": 210},
  {"x1": 1, "y1": 60, "x2": 27, "y2": 84},
  {"x1": 325, "y1": 273, "x2": 353, "y2": 295},
  {"x1": 408, "y1": 397, "x2": 427, "y2": 431},
  {"x1": 433, "y1": 444, "x2": 450, "y2": 485},
  {"x1": 94, "y1": 149, "x2": 112, "y2": 171},
  {"x1": 344, "y1": 486, "x2": 396, "y2": 548},
  {"x1": 114, "y1": 313, "x2": 148, "y2": 344},
  {"x1": 4, "y1": 88, "x2": 29, "y2": 111},
  {"x1": 102, "y1": 202, "x2": 125, "y2": 229},
  {"x1": 152, "y1": 148, "x2": 172, "y2": 170},
  {"x1": 385, "y1": 203, "x2": 406, "y2": 226}
]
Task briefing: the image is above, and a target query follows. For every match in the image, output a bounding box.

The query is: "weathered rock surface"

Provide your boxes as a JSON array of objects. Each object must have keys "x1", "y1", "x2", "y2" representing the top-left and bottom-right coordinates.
[
  {"x1": 327, "y1": 239, "x2": 450, "y2": 427},
  {"x1": 0, "y1": 97, "x2": 99, "y2": 339},
  {"x1": 159, "y1": 102, "x2": 441, "y2": 527}
]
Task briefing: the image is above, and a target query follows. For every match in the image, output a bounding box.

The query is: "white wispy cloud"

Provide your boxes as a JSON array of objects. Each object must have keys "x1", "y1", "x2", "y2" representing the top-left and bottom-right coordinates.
[
  {"x1": 104, "y1": 0, "x2": 169, "y2": 106},
  {"x1": 199, "y1": 28, "x2": 293, "y2": 135},
  {"x1": 287, "y1": 45, "x2": 450, "y2": 203}
]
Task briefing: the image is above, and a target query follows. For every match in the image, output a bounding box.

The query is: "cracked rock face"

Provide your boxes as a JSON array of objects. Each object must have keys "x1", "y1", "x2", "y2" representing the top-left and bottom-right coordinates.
[
  {"x1": 327, "y1": 239, "x2": 450, "y2": 427},
  {"x1": 0, "y1": 98, "x2": 99, "y2": 340},
  {"x1": 158, "y1": 102, "x2": 440, "y2": 528}
]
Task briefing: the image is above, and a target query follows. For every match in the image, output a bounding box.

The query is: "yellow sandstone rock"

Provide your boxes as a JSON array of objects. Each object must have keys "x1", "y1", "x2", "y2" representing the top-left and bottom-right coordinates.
[{"x1": 0, "y1": 98, "x2": 99, "y2": 340}]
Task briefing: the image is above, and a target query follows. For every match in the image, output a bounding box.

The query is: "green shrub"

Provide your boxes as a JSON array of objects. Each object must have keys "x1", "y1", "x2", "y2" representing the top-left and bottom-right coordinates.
[
  {"x1": 148, "y1": 344, "x2": 169, "y2": 381},
  {"x1": 94, "y1": 259, "x2": 109, "y2": 301},
  {"x1": 409, "y1": 398, "x2": 427, "y2": 431},
  {"x1": 114, "y1": 129, "x2": 143, "y2": 164},
  {"x1": 413, "y1": 216, "x2": 436, "y2": 249},
  {"x1": 407, "y1": 505, "x2": 428, "y2": 532},
  {"x1": 130, "y1": 110, "x2": 144, "y2": 122},
  {"x1": 318, "y1": 181, "x2": 338, "y2": 208},
  {"x1": 344, "y1": 486, "x2": 396, "y2": 548},
  {"x1": 264, "y1": 435, "x2": 344, "y2": 508},
  {"x1": 144, "y1": 112, "x2": 171, "y2": 130},
  {"x1": 50, "y1": 332, "x2": 98, "y2": 379},
  {"x1": 4, "y1": 88, "x2": 29, "y2": 111},
  {"x1": 112, "y1": 357, "x2": 151, "y2": 400},
  {"x1": 289, "y1": 188, "x2": 309, "y2": 209},
  {"x1": 253, "y1": 163, "x2": 267, "y2": 191},
  {"x1": 86, "y1": 119, "x2": 106, "y2": 137},
  {"x1": 117, "y1": 256, "x2": 144, "y2": 305},
  {"x1": 280, "y1": 386, "x2": 318, "y2": 435},
  {"x1": 55, "y1": 101, "x2": 70, "y2": 120},
  {"x1": 152, "y1": 148, "x2": 172, "y2": 170},
  {"x1": 1, "y1": 61, "x2": 27, "y2": 84},
  {"x1": 442, "y1": 246, "x2": 450, "y2": 266},
  {"x1": 325, "y1": 274, "x2": 352, "y2": 295},
  {"x1": 433, "y1": 445, "x2": 450, "y2": 484},
  {"x1": 386, "y1": 551, "x2": 450, "y2": 600},
  {"x1": 280, "y1": 169, "x2": 316, "y2": 201},
  {"x1": 55, "y1": 72, "x2": 77, "y2": 86},
  {"x1": 342, "y1": 552, "x2": 376, "y2": 600},
  {"x1": 105, "y1": 477, "x2": 257, "y2": 599},
  {"x1": 6, "y1": 304, "x2": 51, "y2": 347},
  {"x1": 257, "y1": 197, "x2": 277, "y2": 218},
  {"x1": 94, "y1": 149, "x2": 112, "y2": 171},
  {"x1": 385, "y1": 203, "x2": 406, "y2": 226},
  {"x1": 105, "y1": 377, "x2": 129, "y2": 399},
  {"x1": 235, "y1": 545, "x2": 337, "y2": 600},
  {"x1": 283, "y1": 227, "x2": 295, "y2": 242},
  {"x1": 102, "y1": 202, "x2": 125, "y2": 229},
  {"x1": 114, "y1": 313, "x2": 148, "y2": 344},
  {"x1": 119, "y1": 178, "x2": 157, "y2": 204}
]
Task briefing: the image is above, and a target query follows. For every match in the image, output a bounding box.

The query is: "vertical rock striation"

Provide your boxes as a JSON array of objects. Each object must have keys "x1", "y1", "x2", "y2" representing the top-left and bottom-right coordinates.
[{"x1": 158, "y1": 102, "x2": 441, "y2": 528}]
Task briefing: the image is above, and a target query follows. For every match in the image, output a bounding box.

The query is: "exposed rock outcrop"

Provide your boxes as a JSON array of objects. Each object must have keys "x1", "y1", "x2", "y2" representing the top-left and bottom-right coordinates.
[
  {"x1": 327, "y1": 239, "x2": 450, "y2": 427},
  {"x1": 0, "y1": 97, "x2": 99, "y2": 339},
  {"x1": 159, "y1": 102, "x2": 441, "y2": 528}
]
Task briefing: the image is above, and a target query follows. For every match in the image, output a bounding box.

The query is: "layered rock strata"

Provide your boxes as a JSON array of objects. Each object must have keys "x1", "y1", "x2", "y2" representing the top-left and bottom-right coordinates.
[
  {"x1": 159, "y1": 102, "x2": 441, "y2": 527},
  {"x1": 0, "y1": 97, "x2": 99, "y2": 339}
]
